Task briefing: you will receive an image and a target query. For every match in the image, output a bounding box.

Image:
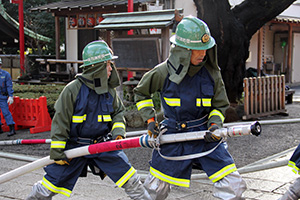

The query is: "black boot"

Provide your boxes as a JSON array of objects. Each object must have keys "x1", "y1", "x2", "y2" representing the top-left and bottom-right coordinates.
[
  {"x1": 0, "y1": 125, "x2": 3, "y2": 134},
  {"x1": 7, "y1": 124, "x2": 16, "y2": 137}
]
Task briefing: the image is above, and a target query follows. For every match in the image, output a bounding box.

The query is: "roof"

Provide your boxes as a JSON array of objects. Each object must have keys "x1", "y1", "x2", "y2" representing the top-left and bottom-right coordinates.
[
  {"x1": 30, "y1": 0, "x2": 149, "y2": 12},
  {"x1": 275, "y1": 16, "x2": 300, "y2": 24},
  {"x1": 95, "y1": 9, "x2": 183, "y2": 29},
  {"x1": 274, "y1": 3, "x2": 300, "y2": 24},
  {"x1": 0, "y1": 4, "x2": 51, "y2": 43}
]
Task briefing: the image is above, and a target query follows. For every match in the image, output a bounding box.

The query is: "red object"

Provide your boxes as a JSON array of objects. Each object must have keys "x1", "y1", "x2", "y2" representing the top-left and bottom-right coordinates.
[
  {"x1": 78, "y1": 17, "x2": 86, "y2": 27},
  {"x1": 127, "y1": 0, "x2": 134, "y2": 35},
  {"x1": 10, "y1": 0, "x2": 24, "y2": 77},
  {"x1": 96, "y1": 16, "x2": 104, "y2": 25},
  {"x1": 0, "y1": 96, "x2": 52, "y2": 134},
  {"x1": 127, "y1": 71, "x2": 133, "y2": 81},
  {"x1": 88, "y1": 137, "x2": 141, "y2": 154},
  {"x1": 18, "y1": 0, "x2": 25, "y2": 76},
  {"x1": 21, "y1": 139, "x2": 48, "y2": 144},
  {"x1": 10, "y1": 0, "x2": 19, "y2": 4},
  {"x1": 87, "y1": 17, "x2": 95, "y2": 27},
  {"x1": 69, "y1": 17, "x2": 77, "y2": 27}
]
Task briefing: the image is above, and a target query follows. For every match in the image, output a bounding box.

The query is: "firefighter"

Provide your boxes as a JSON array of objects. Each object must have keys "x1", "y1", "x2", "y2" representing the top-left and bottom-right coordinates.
[
  {"x1": 134, "y1": 16, "x2": 246, "y2": 200},
  {"x1": 0, "y1": 58, "x2": 16, "y2": 137},
  {"x1": 279, "y1": 144, "x2": 300, "y2": 200},
  {"x1": 26, "y1": 40, "x2": 151, "y2": 200}
]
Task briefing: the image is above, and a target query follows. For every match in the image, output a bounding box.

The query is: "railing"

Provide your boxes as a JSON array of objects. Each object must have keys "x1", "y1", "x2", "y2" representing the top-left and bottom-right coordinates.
[{"x1": 243, "y1": 75, "x2": 286, "y2": 120}]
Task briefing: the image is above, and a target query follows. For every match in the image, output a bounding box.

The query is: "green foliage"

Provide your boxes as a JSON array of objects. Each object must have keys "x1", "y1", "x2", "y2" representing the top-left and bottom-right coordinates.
[
  {"x1": 13, "y1": 84, "x2": 162, "y2": 119},
  {"x1": 2, "y1": 0, "x2": 63, "y2": 55},
  {"x1": 13, "y1": 84, "x2": 65, "y2": 118}
]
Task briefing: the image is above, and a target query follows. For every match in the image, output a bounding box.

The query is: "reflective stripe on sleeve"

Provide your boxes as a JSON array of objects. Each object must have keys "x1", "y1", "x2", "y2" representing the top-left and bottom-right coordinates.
[
  {"x1": 150, "y1": 167, "x2": 190, "y2": 187},
  {"x1": 136, "y1": 99, "x2": 154, "y2": 110},
  {"x1": 112, "y1": 122, "x2": 126, "y2": 131},
  {"x1": 50, "y1": 141, "x2": 66, "y2": 149},
  {"x1": 116, "y1": 166, "x2": 136, "y2": 187},
  {"x1": 209, "y1": 109, "x2": 225, "y2": 122},
  {"x1": 209, "y1": 163, "x2": 237, "y2": 183},
  {"x1": 163, "y1": 97, "x2": 181, "y2": 107},
  {"x1": 42, "y1": 177, "x2": 72, "y2": 197}
]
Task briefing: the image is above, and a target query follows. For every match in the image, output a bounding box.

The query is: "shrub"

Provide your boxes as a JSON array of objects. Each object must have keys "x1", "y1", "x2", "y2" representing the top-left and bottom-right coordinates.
[
  {"x1": 13, "y1": 84, "x2": 162, "y2": 123},
  {"x1": 13, "y1": 84, "x2": 65, "y2": 118}
]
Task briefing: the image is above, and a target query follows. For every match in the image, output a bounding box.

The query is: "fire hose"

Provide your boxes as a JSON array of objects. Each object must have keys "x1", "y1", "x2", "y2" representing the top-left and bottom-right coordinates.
[
  {"x1": 0, "y1": 121, "x2": 260, "y2": 184},
  {"x1": 0, "y1": 139, "x2": 52, "y2": 145}
]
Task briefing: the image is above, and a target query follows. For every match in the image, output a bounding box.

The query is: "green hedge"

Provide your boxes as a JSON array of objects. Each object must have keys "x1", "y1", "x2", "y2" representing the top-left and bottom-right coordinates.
[
  {"x1": 13, "y1": 84, "x2": 65, "y2": 118},
  {"x1": 13, "y1": 84, "x2": 161, "y2": 119}
]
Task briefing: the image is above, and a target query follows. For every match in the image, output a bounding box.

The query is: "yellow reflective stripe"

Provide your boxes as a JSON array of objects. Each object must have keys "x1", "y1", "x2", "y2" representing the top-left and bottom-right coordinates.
[
  {"x1": 288, "y1": 160, "x2": 300, "y2": 174},
  {"x1": 196, "y1": 98, "x2": 201, "y2": 107},
  {"x1": 103, "y1": 115, "x2": 112, "y2": 122},
  {"x1": 136, "y1": 99, "x2": 154, "y2": 110},
  {"x1": 209, "y1": 163, "x2": 237, "y2": 183},
  {"x1": 50, "y1": 141, "x2": 66, "y2": 149},
  {"x1": 163, "y1": 97, "x2": 181, "y2": 107},
  {"x1": 150, "y1": 167, "x2": 190, "y2": 187},
  {"x1": 42, "y1": 177, "x2": 72, "y2": 197},
  {"x1": 209, "y1": 109, "x2": 225, "y2": 122},
  {"x1": 72, "y1": 114, "x2": 86, "y2": 123},
  {"x1": 98, "y1": 115, "x2": 102, "y2": 122},
  {"x1": 116, "y1": 166, "x2": 136, "y2": 187},
  {"x1": 112, "y1": 122, "x2": 126, "y2": 131},
  {"x1": 202, "y1": 98, "x2": 212, "y2": 107}
]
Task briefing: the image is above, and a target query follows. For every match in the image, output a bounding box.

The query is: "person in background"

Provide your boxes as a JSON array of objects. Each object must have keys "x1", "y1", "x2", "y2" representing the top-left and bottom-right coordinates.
[
  {"x1": 0, "y1": 58, "x2": 16, "y2": 137},
  {"x1": 278, "y1": 144, "x2": 300, "y2": 200},
  {"x1": 134, "y1": 16, "x2": 246, "y2": 200},
  {"x1": 26, "y1": 40, "x2": 151, "y2": 200}
]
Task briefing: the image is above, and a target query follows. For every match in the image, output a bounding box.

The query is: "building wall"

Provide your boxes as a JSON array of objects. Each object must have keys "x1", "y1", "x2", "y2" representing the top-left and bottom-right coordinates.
[
  {"x1": 65, "y1": 18, "x2": 79, "y2": 73},
  {"x1": 174, "y1": 0, "x2": 197, "y2": 17},
  {"x1": 292, "y1": 33, "x2": 300, "y2": 82}
]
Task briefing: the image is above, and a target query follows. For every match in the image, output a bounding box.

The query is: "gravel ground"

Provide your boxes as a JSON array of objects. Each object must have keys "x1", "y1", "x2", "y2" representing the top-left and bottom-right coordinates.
[{"x1": 1, "y1": 103, "x2": 300, "y2": 171}]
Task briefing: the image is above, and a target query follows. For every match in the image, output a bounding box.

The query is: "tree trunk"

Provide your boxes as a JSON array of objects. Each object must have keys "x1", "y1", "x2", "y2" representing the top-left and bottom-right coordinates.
[{"x1": 193, "y1": 0, "x2": 295, "y2": 103}]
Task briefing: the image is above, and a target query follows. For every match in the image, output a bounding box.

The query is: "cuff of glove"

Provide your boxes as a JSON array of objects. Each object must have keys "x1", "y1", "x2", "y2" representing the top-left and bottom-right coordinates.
[{"x1": 147, "y1": 117, "x2": 155, "y2": 124}]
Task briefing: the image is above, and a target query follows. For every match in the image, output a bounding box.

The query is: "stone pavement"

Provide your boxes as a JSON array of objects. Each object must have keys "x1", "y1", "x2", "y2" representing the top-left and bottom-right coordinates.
[{"x1": 0, "y1": 148, "x2": 297, "y2": 200}]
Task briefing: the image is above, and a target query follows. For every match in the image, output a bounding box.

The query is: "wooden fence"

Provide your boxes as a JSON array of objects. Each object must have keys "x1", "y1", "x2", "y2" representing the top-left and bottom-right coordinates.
[{"x1": 243, "y1": 75, "x2": 286, "y2": 120}]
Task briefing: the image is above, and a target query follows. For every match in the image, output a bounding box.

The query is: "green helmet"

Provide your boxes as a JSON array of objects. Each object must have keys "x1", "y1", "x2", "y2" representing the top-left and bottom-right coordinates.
[
  {"x1": 81, "y1": 40, "x2": 117, "y2": 67},
  {"x1": 170, "y1": 16, "x2": 215, "y2": 50}
]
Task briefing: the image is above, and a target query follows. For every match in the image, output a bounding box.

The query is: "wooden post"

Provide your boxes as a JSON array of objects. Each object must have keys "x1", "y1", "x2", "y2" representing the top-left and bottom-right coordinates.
[
  {"x1": 55, "y1": 16, "x2": 61, "y2": 74},
  {"x1": 287, "y1": 24, "x2": 293, "y2": 83},
  {"x1": 275, "y1": 76, "x2": 281, "y2": 110},
  {"x1": 243, "y1": 78, "x2": 249, "y2": 117},
  {"x1": 249, "y1": 77, "x2": 254, "y2": 115},
  {"x1": 258, "y1": 77, "x2": 262, "y2": 113},
  {"x1": 254, "y1": 77, "x2": 258, "y2": 114},
  {"x1": 262, "y1": 77, "x2": 266, "y2": 113},
  {"x1": 257, "y1": 28, "x2": 263, "y2": 77},
  {"x1": 161, "y1": 27, "x2": 170, "y2": 61}
]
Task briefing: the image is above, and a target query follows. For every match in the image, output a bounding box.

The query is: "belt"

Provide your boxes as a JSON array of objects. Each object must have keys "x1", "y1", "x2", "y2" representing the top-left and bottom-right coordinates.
[
  {"x1": 76, "y1": 135, "x2": 112, "y2": 145},
  {"x1": 172, "y1": 114, "x2": 208, "y2": 131}
]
